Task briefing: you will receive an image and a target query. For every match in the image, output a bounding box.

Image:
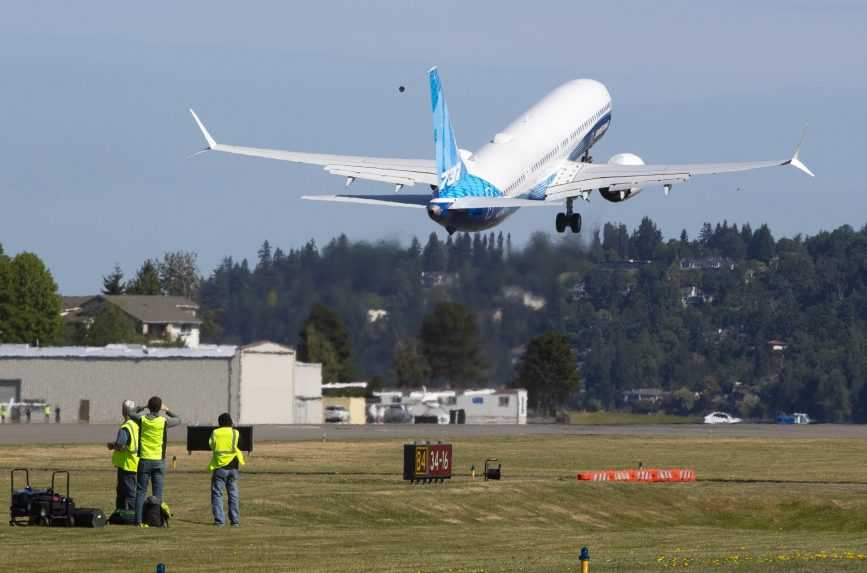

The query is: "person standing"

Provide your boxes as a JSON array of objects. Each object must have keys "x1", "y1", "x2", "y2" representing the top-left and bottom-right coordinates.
[
  {"x1": 106, "y1": 400, "x2": 139, "y2": 511},
  {"x1": 25, "y1": 406, "x2": 31, "y2": 423},
  {"x1": 0, "y1": 403, "x2": 6, "y2": 423},
  {"x1": 129, "y1": 396, "x2": 181, "y2": 527},
  {"x1": 54, "y1": 406, "x2": 60, "y2": 423},
  {"x1": 43, "y1": 404, "x2": 51, "y2": 423},
  {"x1": 208, "y1": 413, "x2": 245, "y2": 527}
]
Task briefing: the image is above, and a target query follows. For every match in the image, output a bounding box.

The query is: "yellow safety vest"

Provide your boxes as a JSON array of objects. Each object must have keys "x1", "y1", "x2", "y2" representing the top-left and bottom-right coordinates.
[
  {"x1": 208, "y1": 427, "x2": 246, "y2": 472},
  {"x1": 44, "y1": 406, "x2": 51, "y2": 416},
  {"x1": 138, "y1": 415, "x2": 167, "y2": 461},
  {"x1": 112, "y1": 419, "x2": 140, "y2": 472}
]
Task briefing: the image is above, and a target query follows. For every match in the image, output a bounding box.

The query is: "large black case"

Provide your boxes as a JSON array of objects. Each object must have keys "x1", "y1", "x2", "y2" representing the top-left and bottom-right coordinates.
[{"x1": 72, "y1": 507, "x2": 106, "y2": 528}]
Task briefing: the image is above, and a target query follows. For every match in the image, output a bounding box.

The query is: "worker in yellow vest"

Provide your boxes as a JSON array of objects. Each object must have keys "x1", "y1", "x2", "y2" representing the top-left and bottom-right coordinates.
[
  {"x1": 106, "y1": 400, "x2": 139, "y2": 510},
  {"x1": 128, "y1": 396, "x2": 182, "y2": 527},
  {"x1": 209, "y1": 413, "x2": 245, "y2": 526},
  {"x1": 43, "y1": 404, "x2": 51, "y2": 423}
]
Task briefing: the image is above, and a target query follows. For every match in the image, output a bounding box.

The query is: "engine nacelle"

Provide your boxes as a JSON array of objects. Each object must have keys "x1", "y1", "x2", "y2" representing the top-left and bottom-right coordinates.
[{"x1": 600, "y1": 153, "x2": 645, "y2": 202}]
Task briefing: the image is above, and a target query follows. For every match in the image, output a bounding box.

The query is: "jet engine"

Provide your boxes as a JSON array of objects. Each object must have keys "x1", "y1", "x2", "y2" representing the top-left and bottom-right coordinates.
[{"x1": 599, "y1": 153, "x2": 645, "y2": 202}]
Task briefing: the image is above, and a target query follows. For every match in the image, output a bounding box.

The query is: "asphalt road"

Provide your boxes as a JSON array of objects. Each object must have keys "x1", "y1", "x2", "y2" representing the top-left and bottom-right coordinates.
[{"x1": 1, "y1": 422, "x2": 865, "y2": 446}]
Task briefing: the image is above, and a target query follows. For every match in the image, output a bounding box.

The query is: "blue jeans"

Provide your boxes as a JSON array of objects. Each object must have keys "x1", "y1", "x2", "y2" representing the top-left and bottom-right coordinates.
[
  {"x1": 211, "y1": 468, "x2": 240, "y2": 525},
  {"x1": 134, "y1": 459, "x2": 165, "y2": 524}
]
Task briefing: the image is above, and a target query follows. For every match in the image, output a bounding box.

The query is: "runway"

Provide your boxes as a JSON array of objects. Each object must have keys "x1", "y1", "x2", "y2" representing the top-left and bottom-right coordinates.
[{"x1": 1, "y1": 422, "x2": 865, "y2": 445}]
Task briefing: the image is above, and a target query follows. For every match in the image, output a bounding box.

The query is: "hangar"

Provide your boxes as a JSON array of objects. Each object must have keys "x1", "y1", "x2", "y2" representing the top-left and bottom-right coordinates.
[{"x1": 0, "y1": 341, "x2": 321, "y2": 425}]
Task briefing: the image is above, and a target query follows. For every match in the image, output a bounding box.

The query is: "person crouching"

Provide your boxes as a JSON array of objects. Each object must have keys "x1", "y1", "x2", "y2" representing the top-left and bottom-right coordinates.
[{"x1": 209, "y1": 413, "x2": 245, "y2": 527}]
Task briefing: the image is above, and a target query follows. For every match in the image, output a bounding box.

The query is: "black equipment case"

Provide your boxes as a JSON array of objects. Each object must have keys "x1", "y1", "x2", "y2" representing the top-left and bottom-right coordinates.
[
  {"x1": 9, "y1": 469, "x2": 75, "y2": 527},
  {"x1": 71, "y1": 507, "x2": 107, "y2": 528}
]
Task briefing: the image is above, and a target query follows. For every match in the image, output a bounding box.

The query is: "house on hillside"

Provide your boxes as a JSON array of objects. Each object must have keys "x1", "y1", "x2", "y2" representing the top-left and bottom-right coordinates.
[
  {"x1": 622, "y1": 388, "x2": 667, "y2": 404},
  {"x1": 502, "y1": 286, "x2": 546, "y2": 310},
  {"x1": 61, "y1": 295, "x2": 202, "y2": 347},
  {"x1": 680, "y1": 286, "x2": 713, "y2": 307},
  {"x1": 679, "y1": 257, "x2": 736, "y2": 271}
]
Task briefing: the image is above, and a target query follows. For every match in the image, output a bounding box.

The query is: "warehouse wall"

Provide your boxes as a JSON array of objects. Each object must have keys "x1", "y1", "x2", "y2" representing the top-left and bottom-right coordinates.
[
  {"x1": 238, "y1": 342, "x2": 295, "y2": 425},
  {"x1": 0, "y1": 357, "x2": 237, "y2": 425},
  {"x1": 294, "y1": 362, "x2": 323, "y2": 424}
]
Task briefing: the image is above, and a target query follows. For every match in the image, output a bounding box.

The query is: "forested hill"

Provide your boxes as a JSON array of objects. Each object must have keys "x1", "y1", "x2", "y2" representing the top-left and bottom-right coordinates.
[{"x1": 198, "y1": 218, "x2": 867, "y2": 422}]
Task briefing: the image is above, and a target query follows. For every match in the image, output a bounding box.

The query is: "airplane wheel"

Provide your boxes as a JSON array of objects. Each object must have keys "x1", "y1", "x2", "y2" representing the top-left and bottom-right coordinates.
[
  {"x1": 569, "y1": 213, "x2": 582, "y2": 233},
  {"x1": 555, "y1": 213, "x2": 566, "y2": 233}
]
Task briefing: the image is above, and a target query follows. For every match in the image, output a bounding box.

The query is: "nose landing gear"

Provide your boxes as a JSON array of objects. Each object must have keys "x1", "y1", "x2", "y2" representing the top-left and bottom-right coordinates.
[{"x1": 555, "y1": 198, "x2": 582, "y2": 233}]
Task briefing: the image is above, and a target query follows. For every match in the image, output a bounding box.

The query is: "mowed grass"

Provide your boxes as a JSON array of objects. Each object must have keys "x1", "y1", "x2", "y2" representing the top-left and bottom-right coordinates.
[
  {"x1": 1, "y1": 433, "x2": 866, "y2": 572},
  {"x1": 568, "y1": 411, "x2": 700, "y2": 425}
]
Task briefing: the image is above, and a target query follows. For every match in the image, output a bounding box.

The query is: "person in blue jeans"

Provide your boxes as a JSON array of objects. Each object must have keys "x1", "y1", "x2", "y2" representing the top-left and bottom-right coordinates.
[
  {"x1": 128, "y1": 396, "x2": 181, "y2": 526},
  {"x1": 209, "y1": 412, "x2": 246, "y2": 526}
]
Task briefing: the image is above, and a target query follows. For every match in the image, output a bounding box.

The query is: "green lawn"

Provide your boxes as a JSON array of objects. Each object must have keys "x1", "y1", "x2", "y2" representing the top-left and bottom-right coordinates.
[
  {"x1": 568, "y1": 411, "x2": 700, "y2": 425},
  {"x1": 1, "y1": 433, "x2": 866, "y2": 572}
]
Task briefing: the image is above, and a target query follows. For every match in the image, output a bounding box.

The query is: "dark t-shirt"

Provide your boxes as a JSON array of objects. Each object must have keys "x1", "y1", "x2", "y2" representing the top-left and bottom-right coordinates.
[{"x1": 224, "y1": 456, "x2": 240, "y2": 470}]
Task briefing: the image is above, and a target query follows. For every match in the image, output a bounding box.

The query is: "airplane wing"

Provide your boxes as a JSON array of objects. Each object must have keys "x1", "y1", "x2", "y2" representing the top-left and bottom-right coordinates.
[
  {"x1": 189, "y1": 109, "x2": 438, "y2": 187},
  {"x1": 544, "y1": 140, "x2": 813, "y2": 202},
  {"x1": 301, "y1": 194, "x2": 431, "y2": 208}
]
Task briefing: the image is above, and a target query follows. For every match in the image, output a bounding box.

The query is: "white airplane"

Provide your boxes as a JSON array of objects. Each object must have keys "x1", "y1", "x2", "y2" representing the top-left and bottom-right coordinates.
[{"x1": 189, "y1": 67, "x2": 813, "y2": 235}]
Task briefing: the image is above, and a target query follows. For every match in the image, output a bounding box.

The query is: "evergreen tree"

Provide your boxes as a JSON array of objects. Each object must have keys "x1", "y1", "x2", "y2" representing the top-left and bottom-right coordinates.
[
  {"x1": 422, "y1": 233, "x2": 446, "y2": 272},
  {"x1": 420, "y1": 302, "x2": 486, "y2": 386},
  {"x1": 749, "y1": 224, "x2": 775, "y2": 262},
  {"x1": 256, "y1": 240, "x2": 272, "y2": 270},
  {"x1": 298, "y1": 304, "x2": 353, "y2": 381},
  {"x1": 515, "y1": 331, "x2": 580, "y2": 414},
  {"x1": 101, "y1": 264, "x2": 125, "y2": 295},
  {"x1": 632, "y1": 217, "x2": 662, "y2": 260},
  {"x1": 126, "y1": 259, "x2": 162, "y2": 295},
  {"x1": 301, "y1": 324, "x2": 342, "y2": 383},
  {"x1": 393, "y1": 339, "x2": 431, "y2": 387}
]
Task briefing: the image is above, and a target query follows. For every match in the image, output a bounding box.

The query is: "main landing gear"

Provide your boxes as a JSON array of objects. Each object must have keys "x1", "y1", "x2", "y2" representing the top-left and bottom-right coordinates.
[{"x1": 555, "y1": 198, "x2": 581, "y2": 233}]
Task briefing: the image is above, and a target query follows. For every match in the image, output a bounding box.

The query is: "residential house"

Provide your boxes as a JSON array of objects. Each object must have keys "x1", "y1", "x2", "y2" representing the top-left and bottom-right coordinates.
[{"x1": 61, "y1": 295, "x2": 202, "y2": 347}]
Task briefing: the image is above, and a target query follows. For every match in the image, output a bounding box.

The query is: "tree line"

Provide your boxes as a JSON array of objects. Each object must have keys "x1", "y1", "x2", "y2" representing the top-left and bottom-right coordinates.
[{"x1": 5, "y1": 216, "x2": 867, "y2": 422}]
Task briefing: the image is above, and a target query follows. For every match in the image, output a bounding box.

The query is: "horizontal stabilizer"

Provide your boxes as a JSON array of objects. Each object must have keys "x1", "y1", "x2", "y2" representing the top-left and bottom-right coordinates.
[
  {"x1": 444, "y1": 197, "x2": 562, "y2": 210},
  {"x1": 301, "y1": 194, "x2": 430, "y2": 208}
]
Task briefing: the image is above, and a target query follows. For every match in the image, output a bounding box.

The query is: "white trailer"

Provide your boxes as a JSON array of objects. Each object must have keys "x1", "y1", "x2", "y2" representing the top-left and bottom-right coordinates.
[{"x1": 455, "y1": 389, "x2": 527, "y2": 424}]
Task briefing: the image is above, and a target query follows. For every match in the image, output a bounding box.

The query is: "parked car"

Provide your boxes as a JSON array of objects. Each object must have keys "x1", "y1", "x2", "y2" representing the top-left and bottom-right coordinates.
[
  {"x1": 324, "y1": 405, "x2": 350, "y2": 423},
  {"x1": 776, "y1": 412, "x2": 811, "y2": 424},
  {"x1": 703, "y1": 411, "x2": 742, "y2": 424}
]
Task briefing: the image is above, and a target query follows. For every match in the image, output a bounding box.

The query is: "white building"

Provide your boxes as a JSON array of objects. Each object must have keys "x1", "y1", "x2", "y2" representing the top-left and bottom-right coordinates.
[
  {"x1": 0, "y1": 342, "x2": 322, "y2": 425},
  {"x1": 294, "y1": 361, "x2": 324, "y2": 424}
]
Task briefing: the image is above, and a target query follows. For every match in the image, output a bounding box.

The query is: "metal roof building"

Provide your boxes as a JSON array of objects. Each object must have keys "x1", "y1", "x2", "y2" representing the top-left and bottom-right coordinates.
[{"x1": 0, "y1": 342, "x2": 321, "y2": 425}]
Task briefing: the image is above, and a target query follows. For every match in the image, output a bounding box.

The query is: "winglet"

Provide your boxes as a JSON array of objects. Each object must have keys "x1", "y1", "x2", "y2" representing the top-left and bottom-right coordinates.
[
  {"x1": 189, "y1": 108, "x2": 217, "y2": 150},
  {"x1": 787, "y1": 127, "x2": 815, "y2": 177}
]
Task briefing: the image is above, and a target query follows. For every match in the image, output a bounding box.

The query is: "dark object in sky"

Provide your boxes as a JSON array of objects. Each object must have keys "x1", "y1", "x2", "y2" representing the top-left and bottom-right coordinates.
[{"x1": 398, "y1": 85, "x2": 406, "y2": 93}]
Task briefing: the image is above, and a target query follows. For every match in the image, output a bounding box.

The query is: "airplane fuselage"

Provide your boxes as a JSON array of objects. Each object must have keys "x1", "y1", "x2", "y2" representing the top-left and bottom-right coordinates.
[{"x1": 427, "y1": 79, "x2": 612, "y2": 233}]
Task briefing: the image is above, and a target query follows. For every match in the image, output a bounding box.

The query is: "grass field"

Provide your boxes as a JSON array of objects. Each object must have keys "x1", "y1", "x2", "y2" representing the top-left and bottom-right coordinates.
[
  {"x1": 567, "y1": 411, "x2": 700, "y2": 425},
  {"x1": 1, "y1": 432, "x2": 866, "y2": 572}
]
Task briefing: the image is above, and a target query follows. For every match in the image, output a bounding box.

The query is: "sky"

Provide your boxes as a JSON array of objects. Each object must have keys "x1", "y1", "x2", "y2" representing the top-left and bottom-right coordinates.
[{"x1": 1, "y1": 1, "x2": 865, "y2": 293}]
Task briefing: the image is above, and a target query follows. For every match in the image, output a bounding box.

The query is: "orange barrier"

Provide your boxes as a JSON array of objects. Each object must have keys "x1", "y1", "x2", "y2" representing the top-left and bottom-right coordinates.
[{"x1": 576, "y1": 468, "x2": 696, "y2": 483}]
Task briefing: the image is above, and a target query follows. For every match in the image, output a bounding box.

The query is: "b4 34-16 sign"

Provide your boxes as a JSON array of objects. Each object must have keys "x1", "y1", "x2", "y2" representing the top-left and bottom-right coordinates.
[{"x1": 403, "y1": 443, "x2": 453, "y2": 482}]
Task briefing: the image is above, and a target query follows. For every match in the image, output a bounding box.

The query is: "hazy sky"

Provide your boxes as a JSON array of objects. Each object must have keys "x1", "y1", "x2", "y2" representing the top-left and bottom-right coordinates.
[{"x1": 1, "y1": 1, "x2": 865, "y2": 293}]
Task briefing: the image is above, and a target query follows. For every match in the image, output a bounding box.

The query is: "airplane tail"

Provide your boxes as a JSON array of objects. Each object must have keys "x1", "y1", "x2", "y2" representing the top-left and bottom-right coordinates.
[{"x1": 428, "y1": 67, "x2": 465, "y2": 192}]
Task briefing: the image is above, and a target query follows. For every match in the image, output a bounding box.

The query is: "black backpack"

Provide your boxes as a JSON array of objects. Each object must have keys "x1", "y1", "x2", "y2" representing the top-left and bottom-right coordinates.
[{"x1": 142, "y1": 496, "x2": 170, "y2": 528}]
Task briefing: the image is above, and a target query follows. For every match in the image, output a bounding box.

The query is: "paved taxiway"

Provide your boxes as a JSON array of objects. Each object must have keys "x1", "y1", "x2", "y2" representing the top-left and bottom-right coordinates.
[{"x1": 1, "y1": 422, "x2": 865, "y2": 446}]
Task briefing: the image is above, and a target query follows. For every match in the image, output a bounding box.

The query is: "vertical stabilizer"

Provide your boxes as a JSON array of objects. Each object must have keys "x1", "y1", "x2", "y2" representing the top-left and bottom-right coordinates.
[{"x1": 429, "y1": 67, "x2": 465, "y2": 191}]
